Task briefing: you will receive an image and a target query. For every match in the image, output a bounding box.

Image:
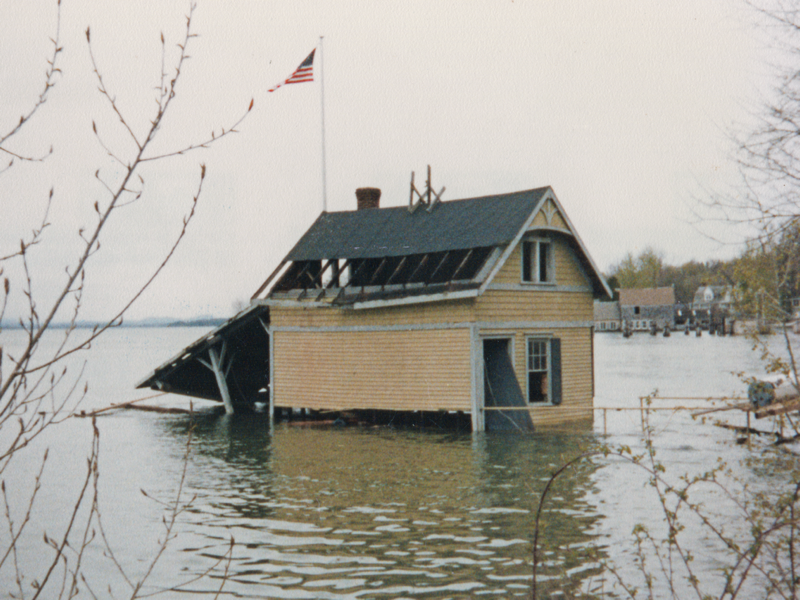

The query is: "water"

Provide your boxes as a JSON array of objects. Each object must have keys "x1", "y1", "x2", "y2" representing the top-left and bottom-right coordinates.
[{"x1": 1, "y1": 326, "x2": 797, "y2": 598}]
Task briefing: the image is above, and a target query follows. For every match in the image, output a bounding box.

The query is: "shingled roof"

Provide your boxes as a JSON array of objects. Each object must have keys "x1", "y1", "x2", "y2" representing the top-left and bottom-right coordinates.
[
  {"x1": 618, "y1": 287, "x2": 676, "y2": 307},
  {"x1": 286, "y1": 188, "x2": 549, "y2": 261}
]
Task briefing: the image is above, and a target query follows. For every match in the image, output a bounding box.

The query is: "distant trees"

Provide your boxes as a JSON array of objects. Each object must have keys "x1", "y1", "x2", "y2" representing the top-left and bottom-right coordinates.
[
  {"x1": 609, "y1": 246, "x2": 664, "y2": 288},
  {"x1": 606, "y1": 247, "x2": 665, "y2": 290},
  {"x1": 696, "y1": 2, "x2": 800, "y2": 315},
  {"x1": 605, "y1": 247, "x2": 732, "y2": 304},
  {"x1": 732, "y1": 219, "x2": 800, "y2": 322},
  {"x1": 548, "y1": 4, "x2": 800, "y2": 597}
]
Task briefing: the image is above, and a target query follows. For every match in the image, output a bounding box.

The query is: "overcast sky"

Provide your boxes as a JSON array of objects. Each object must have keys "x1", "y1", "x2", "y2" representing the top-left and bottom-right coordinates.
[{"x1": 1, "y1": 0, "x2": 771, "y2": 321}]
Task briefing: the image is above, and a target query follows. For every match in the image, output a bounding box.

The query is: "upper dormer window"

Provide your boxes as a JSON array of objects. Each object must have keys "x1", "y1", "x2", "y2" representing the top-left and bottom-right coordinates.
[{"x1": 522, "y1": 239, "x2": 554, "y2": 283}]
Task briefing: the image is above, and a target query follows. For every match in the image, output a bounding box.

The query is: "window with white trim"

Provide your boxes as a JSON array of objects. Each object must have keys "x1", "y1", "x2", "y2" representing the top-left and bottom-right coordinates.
[
  {"x1": 527, "y1": 338, "x2": 549, "y2": 403},
  {"x1": 521, "y1": 240, "x2": 554, "y2": 283},
  {"x1": 526, "y1": 337, "x2": 563, "y2": 405}
]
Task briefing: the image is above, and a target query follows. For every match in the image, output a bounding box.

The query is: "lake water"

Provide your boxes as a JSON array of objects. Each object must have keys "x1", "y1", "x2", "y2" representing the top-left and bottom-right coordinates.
[{"x1": 1, "y1": 326, "x2": 797, "y2": 598}]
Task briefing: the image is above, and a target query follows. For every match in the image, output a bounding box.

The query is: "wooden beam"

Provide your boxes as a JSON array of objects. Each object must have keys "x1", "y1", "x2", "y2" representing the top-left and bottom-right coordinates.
[
  {"x1": 326, "y1": 259, "x2": 350, "y2": 288},
  {"x1": 426, "y1": 186, "x2": 445, "y2": 212},
  {"x1": 251, "y1": 260, "x2": 287, "y2": 299},
  {"x1": 209, "y1": 346, "x2": 234, "y2": 415},
  {"x1": 308, "y1": 258, "x2": 334, "y2": 289},
  {"x1": 224, "y1": 352, "x2": 236, "y2": 378},
  {"x1": 258, "y1": 317, "x2": 269, "y2": 335},
  {"x1": 406, "y1": 253, "x2": 430, "y2": 285},
  {"x1": 449, "y1": 248, "x2": 474, "y2": 283},
  {"x1": 332, "y1": 286, "x2": 347, "y2": 304},
  {"x1": 291, "y1": 261, "x2": 314, "y2": 290},
  {"x1": 756, "y1": 398, "x2": 800, "y2": 419},
  {"x1": 384, "y1": 256, "x2": 408, "y2": 289},
  {"x1": 426, "y1": 164, "x2": 432, "y2": 205},
  {"x1": 345, "y1": 259, "x2": 370, "y2": 288},
  {"x1": 427, "y1": 251, "x2": 451, "y2": 285},
  {"x1": 367, "y1": 257, "x2": 389, "y2": 286}
]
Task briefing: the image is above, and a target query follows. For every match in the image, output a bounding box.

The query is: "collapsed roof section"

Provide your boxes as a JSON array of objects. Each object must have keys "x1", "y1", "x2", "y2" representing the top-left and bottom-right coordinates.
[
  {"x1": 253, "y1": 187, "x2": 611, "y2": 308},
  {"x1": 136, "y1": 304, "x2": 270, "y2": 407}
]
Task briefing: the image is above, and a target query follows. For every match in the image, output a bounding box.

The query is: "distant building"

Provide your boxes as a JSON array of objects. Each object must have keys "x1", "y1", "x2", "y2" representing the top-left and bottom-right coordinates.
[
  {"x1": 594, "y1": 300, "x2": 621, "y2": 332},
  {"x1": 619, "y1": 287, "x2": 676, "y2": 331},
  {"x1": 692, "y1": 285, "x2": 734, "y2": 331},
  {"x1": 674, "y1": 302, "x2": 691, "y2": 327}
]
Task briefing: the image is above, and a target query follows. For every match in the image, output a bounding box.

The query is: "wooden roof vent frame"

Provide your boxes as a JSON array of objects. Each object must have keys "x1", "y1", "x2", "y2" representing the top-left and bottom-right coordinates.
[{"x1": 408, "y1": 165, "x2": 445, "y2": 213}]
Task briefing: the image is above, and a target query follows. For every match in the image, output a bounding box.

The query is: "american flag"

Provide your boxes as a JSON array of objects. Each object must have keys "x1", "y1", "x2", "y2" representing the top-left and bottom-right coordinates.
[{"x1": 268, "y1": 49, "x2": 315, "y2": 92}]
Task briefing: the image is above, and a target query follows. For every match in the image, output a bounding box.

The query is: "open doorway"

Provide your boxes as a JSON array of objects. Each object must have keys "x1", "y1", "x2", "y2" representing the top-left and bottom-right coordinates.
[{"x1": 482, "y1": 338, "x2": 533, "y2": 432}]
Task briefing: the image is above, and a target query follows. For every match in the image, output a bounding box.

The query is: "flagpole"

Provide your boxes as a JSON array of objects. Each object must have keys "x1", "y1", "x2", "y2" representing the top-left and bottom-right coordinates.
[{"x1": 319, "y1": 36, "x2": 328, "y2": 213}]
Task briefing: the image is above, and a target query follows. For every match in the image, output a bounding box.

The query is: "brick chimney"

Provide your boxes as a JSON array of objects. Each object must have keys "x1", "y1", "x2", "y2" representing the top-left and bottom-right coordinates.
[{"x1": 356, "y1": 187, "x2": 381, "y2": 210}]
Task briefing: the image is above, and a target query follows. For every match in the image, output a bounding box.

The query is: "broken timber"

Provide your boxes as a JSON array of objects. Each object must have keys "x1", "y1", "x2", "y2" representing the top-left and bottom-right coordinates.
[{"x1": 136, "y1": 304, "x2": 270, "y2": 413}]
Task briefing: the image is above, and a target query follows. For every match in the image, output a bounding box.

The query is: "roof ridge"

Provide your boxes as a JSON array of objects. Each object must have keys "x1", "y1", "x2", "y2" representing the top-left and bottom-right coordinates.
[{"x1": 322, "y1": 186, "x2": 552, "y2": 215}]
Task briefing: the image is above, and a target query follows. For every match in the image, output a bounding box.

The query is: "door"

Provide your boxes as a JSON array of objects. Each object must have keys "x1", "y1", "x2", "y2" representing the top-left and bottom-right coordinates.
[{"x1": 482, "y1": 338, "x2": 533, "y2": 432}]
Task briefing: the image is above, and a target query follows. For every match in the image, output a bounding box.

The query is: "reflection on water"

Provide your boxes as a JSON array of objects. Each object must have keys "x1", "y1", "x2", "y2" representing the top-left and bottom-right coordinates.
[
  {"x1": 4, "y1": 328, "x2": 797, "y2": 598},
  {"x1": 155, "y1": 412, "x2": 604, "y2": 597}
]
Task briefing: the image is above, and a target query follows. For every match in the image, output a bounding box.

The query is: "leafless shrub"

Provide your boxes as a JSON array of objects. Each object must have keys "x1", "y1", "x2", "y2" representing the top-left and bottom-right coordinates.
[
  {"x1": 532, "y1": 397, "x2": 800, "y2": 599},
  {"x1": 0, "y1": 1, "x2": 249, "y2": 595}
]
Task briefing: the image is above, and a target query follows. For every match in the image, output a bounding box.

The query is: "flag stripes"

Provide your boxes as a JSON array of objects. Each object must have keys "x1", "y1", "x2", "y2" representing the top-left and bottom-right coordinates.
[{"x1": 268, "y1": 49, "x2": 315, "y2": 92}]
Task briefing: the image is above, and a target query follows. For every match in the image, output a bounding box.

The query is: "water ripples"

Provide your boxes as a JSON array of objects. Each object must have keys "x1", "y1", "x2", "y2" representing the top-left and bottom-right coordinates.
[{"x1": 149, "y1": 419, "x2": 604, "y2": 598}]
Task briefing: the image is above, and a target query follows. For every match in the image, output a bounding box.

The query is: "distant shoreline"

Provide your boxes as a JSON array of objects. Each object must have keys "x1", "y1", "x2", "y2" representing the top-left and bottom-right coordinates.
[{"x1": 1, "y1": 318, "x2": 227, "y2": 330}]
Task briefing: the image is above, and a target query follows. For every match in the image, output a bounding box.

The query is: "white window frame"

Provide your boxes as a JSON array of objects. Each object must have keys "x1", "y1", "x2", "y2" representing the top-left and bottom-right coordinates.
[
  {"x1": 526, "y1": 336, "x2": 551, "y2": 404},
  {"x1": 521, "y1": 238, "x2": 555, "y2": 284}
]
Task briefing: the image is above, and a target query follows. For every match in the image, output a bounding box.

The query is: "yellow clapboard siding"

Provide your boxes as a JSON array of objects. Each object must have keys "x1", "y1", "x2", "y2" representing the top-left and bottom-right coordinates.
[
  {"x1": 478, "y1": 327, "x2": 593, "y2": 421},
  {"x1": 267, "y1": 226, "x2": 598, "y2": 426},
  {"x1": 491, "y1": 236, "x2": 588, "y2": 287},
  {"x1": 553, "y1": 241, "x2": 589, "y2": 286},
  {"x1": 528, "y1": 406, "x2": 593, "y2": 426},
  {"x1": 476, "y1": 290, "x2": 593, "y2": 322},
  {"x1": 271, "y1": 299, "x2": 474, "y2": 329},
  {"x1": 492, "y1": 244, "x2": 521, "y2": 284},
  {"x1": 274, "y1": 328, "x2": 472, "y2": 412}
]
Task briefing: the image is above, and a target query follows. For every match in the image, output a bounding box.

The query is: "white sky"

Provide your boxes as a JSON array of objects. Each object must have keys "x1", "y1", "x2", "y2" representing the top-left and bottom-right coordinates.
[{"x1": 1, "y1": 0, "x2": 770, "y2": 321}]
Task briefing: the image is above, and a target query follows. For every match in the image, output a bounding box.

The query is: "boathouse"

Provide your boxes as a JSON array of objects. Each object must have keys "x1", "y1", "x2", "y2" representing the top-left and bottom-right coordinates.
[
  {"x1": 691, "y1": 285, "x2": 734, "y2": 332},
  {"x1": 593, "y1": 300, "x2": 621, "y2": 332},
  {"x1": 619, "y1": 287, "x2": 676, "y2": 332},
  {"x1": 138, "y1": 184, "x2": 611, "y2": 431}
]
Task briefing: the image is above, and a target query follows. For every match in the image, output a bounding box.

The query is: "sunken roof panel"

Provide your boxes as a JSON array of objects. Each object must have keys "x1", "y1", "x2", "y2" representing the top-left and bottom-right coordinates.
[{"x1": 286, "y1": 188, "x2": 548, "y2": 261}]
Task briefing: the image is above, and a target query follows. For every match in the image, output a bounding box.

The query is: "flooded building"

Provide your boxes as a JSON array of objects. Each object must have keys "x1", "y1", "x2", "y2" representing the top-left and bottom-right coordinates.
[
  {"x1": 138, "y1": 185, "x2": 611, "y2": 431},
  {"x1": 593, "y1": 300, "x2": 621, "y2": 332},
  {"x1": 692, "y1": 285, "x2": 734, "y2": 332},
  {"x1": 619, "y1": 287, "x2": 676, "y2": 332}
]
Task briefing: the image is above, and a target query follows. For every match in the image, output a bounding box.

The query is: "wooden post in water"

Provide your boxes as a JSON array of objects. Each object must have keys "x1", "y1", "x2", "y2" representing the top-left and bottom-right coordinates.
[
  {"x1": 209, "y1": 346, "x2": 235, "y2": 415},
  {"x1": 747, "y1": 410, "x2": 751, "y2": 446}
]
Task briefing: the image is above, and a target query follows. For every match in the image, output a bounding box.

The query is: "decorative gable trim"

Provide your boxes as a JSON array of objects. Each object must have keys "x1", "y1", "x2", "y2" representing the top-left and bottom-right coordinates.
[
  {"x1": 479, "y1": 188, "x2": 610, "y2": 299},
  {"x1": 542, "y1": 198, "x2": 557, "y2": 225},
  {"x1": 477, "y1": 189, "x2": 552, "y2": 296}
]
